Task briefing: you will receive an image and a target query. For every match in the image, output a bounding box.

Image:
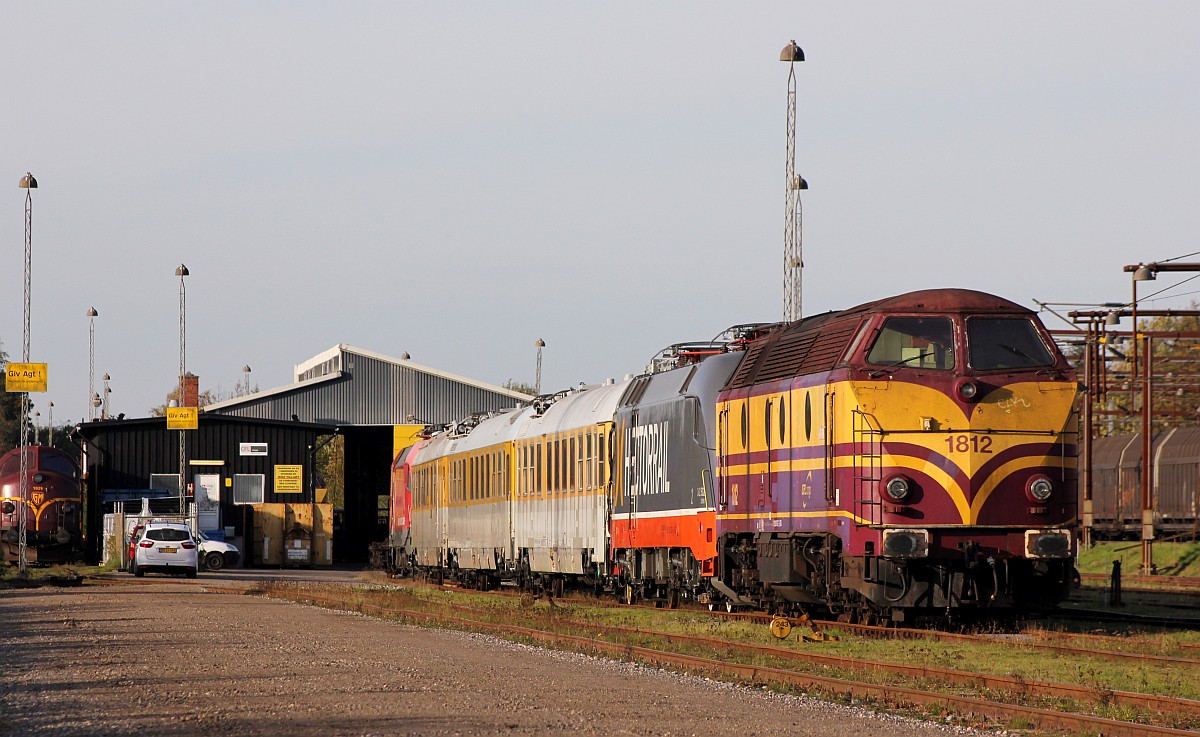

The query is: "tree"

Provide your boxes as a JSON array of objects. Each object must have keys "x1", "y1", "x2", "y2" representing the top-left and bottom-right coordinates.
[
  {"x1": 0, "y1": 346, "x2": 25, "y2": 454},
  {"x1": 1087, "y1": 306, "x2": 1200, "y2": 436},
  {"x1": 148, "y1": 385, "x2": 220, "y2": 417},
  {"x1": 315, "y1": 434, "x2": 344, "y2": 509},
  {"x1": 502, "y1": 379, "x2": 537, "y2": 397}
]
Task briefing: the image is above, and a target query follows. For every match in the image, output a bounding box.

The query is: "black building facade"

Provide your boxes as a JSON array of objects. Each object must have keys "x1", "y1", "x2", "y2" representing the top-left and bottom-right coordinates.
[{"x1": 74, "y1": 414, "x2": 335, "y2": 564}]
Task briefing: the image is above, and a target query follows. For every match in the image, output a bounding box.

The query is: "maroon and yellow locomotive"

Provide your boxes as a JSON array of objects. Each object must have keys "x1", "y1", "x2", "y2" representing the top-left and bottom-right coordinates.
[
  {"x1": 713, "y1": 289, "x2": 1078, "y2": 623},
  {"x1": 0, "y1": 446, "x2": 84, "y2": 564}
]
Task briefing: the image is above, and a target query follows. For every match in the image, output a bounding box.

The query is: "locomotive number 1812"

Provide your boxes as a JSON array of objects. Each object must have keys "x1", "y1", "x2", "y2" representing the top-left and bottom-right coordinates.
[{"x1": 944, "y1": 434, "x2": 993, "y2": 454}]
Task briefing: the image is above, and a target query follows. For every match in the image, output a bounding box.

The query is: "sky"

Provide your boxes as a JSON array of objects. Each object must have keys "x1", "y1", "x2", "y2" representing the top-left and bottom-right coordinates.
[{"x1": 2, "y1": 3, "x2": 1199, "y2": 426}]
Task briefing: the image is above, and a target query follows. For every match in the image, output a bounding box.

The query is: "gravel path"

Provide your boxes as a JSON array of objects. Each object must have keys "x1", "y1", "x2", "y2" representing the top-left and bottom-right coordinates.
[{"x1": 0, "y1": 581, "x2": 996, "y2": 736}]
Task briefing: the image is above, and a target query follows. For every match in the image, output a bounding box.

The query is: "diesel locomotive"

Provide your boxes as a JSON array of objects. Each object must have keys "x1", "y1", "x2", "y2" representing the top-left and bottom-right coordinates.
[
  {"x1": 388, "y1": 288, "x2": 1079, "y2": 622},
  {"x1": 0, "y1": 446, "x2": 85, "y2": 564}
]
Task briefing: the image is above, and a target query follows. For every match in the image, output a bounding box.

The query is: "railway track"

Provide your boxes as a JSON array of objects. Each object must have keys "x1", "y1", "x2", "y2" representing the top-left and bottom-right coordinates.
[
  {"x1": 408, "y1": 578, "x2": 1200, "y2": 669},
  {"x1": 1080, "y1": 572, "x2": 1200, "y2": 590},
  {"x1": 235, "y1": 583, "x2": 1200, "y2": 736}
]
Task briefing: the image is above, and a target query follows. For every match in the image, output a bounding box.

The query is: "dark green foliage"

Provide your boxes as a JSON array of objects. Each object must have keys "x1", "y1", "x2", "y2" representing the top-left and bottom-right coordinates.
[{"x1": 0, "y1": 347, "x2": 26, "y2": 454}]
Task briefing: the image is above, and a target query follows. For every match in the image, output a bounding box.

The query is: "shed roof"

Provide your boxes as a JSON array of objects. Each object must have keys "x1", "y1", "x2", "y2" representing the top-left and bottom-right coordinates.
[{"x1": 203, "y1": 343, "x2": 531, "y2": 427}]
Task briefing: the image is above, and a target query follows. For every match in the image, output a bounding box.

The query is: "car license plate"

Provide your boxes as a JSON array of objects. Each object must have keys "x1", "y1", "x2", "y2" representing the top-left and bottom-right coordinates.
[{"x1": 161, "y1": 547, "x2": 177, "y2": 553}]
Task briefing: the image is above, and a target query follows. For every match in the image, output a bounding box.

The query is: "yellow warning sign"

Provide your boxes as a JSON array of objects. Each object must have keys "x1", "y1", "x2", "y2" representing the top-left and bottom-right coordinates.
[
  {"x1": 166, "y1": 407, "x2": 198, "y2": 429},
  {"x1": 5, "y1": 363, "x2": 48, "y2": 392},
  {"x1": 274, "y1": 464, "x2": 303, "y2": 494}
]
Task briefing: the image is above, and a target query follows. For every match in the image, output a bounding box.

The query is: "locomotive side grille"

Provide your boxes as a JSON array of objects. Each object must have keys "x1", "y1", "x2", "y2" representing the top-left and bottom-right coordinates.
[
  {"x1": 727, "y1": 318, "x2": 860, "y2": 388},
  {"x1": 727, "y1": 341, "x2": 769, "y2": 388},
  {"x1": 755, "y1": 331, "x2": 819, "y2": 379}
]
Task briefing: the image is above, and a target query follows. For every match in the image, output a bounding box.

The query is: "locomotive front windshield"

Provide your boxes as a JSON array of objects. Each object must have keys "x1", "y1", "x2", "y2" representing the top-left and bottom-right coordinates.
[
  {"x1": 967, "y1": 317, "x2": 1054, "y2": 370},
  {"x1": 866, "y1": 317, "x2": 955, "y2": 370}
]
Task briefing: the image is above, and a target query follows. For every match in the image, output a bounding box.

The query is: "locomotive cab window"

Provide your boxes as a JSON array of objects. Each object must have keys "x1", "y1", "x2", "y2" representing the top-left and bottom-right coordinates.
[
  {"x1": 866, "y1": 317, "x2": 955, "y2": 370},
  {"x1": 967, "y1": 317, "x2": 1054, "y2": 370}
]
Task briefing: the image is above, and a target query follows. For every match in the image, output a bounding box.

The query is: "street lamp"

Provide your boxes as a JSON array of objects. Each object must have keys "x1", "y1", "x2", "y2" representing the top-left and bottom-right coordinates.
[
  {"x1": 1121, "y1": 260, "x2": 1200, "y2": 574},
  {"x1": 17, "y1": 172, "x2": 37, "y2": 576},
  {"x1": 535, "y1": 339, "x2": 546, "y2": 395},
  {"x1": 242, "y1": 364, "x2": 251, "y2": 396},
  {"x1": 87, "y1": 307, "x2": 98, "y2": 420},
  {"x1": 33, "y1": 411, "x2": 40, "y2": 444},
  {"x1": 176, "y1": 264, "x2": 189, "y2": 514},
  {"x1": 47, "y1": 401, "x2": 53, "y2": 446}
]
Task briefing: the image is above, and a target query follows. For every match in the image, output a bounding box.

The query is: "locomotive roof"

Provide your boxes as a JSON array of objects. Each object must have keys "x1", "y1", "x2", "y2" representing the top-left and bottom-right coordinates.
[
  {"x1": 726, "y1": 288, "x2": 1034, "y2": 389},
  {"x1": 848, "y1": 288, "x2": 1033, "y2": 315}
]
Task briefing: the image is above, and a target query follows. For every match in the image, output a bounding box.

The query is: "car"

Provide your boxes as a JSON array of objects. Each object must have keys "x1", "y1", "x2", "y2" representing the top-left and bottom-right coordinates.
[
  {"x1": 132, "y1": 521, "x2": 198, "y2": 578},
  {"x1": 195, "y1": 530, "x2": 240, "y2": 570}
]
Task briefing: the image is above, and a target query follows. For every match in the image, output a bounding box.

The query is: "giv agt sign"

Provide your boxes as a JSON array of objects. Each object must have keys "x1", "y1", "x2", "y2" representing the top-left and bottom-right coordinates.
[
  {"x1": 166, "y1": 407, "x2": 199, "y2": 430},
  {"x1": 4, "y1": 363, "x2": 48, "y2": 393}
]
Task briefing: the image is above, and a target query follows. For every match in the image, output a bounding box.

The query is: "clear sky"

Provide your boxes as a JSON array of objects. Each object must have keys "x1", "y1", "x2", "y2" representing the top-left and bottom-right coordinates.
[{"x1": 3, "y1": 3, "x2": 1199, "y2": 426}]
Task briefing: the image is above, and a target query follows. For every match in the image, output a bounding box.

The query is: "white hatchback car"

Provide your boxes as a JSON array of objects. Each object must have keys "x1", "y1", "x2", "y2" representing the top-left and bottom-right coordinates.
[
  {"x1": 133, "y1": 522, "x2": 198, "y2": 578},
  {"x1": 195, "y1": 530, "x2": 241, "y2": 571}
]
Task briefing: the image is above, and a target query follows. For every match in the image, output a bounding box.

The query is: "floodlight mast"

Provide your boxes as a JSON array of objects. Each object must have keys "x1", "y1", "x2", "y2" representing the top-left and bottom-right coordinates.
[
  {"x1": 17, "y1": 172, "x2": 37, "y2": 576},
  {"x1": 781, "y1": 41, "x2": 807, "y2": 323}
]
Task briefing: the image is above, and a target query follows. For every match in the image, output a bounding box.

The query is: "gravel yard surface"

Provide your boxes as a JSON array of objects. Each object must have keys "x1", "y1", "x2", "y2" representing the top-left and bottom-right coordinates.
[{"x1": 0, "y1": 580, "x2": 995, "y2": 737}]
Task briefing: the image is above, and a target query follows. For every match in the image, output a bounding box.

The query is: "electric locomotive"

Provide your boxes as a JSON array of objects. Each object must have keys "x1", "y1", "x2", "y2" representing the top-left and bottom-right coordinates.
[
  {"x1": 714, "y1": 289, "x2": 1078, "y2": 622},
  {"x1": 0, "y1": 446, "x2": 85, "y2": 564}
]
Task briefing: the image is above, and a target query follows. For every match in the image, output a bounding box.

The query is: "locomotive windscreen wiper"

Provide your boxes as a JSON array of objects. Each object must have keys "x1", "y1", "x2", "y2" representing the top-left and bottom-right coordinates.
[{"x1": 868, "y1": 352, "x2": 930, "y2": 378}]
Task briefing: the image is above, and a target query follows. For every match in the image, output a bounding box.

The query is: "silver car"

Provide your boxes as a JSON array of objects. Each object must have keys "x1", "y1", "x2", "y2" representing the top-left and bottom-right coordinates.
[{"x1": 132, "y1": 522, "x2": 199, "y2": 578}]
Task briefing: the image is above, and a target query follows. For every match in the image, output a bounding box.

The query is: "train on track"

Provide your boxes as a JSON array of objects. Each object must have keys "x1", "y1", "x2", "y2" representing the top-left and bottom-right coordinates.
[
  {"x1": 1090, "y1": 428, "x2": 1200, "y2": 540},
  {"x1": 0, "y1": 445, "x2": 85, "y2": 565},
  {"x1": 386, "y1": 288, "x2": 1080, "y2": 623}
]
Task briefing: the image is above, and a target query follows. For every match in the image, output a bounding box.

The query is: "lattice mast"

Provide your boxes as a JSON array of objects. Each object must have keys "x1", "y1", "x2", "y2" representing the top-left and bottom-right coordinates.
[
  {"x1": 781, "y1": 41, "x2": 807, "y2": 323},
  {"x1": 17, "y1": 172, "x2": 37, "y2": 575}
]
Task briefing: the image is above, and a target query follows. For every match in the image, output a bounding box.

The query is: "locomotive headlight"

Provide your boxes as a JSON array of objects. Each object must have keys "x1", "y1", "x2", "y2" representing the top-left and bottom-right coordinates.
[
  {"x1": 1026, "y1": 475, "x2": 1054, "y2": 502},
  {"x1": 1, "y1": 501, "x2": 14, "y2": 515},
  {"x1": 884, "y1": 475, "x2": 912, "y2": 502},
  {"x1": 956, "y1": 379, "x2": 979, "y2": 402}
]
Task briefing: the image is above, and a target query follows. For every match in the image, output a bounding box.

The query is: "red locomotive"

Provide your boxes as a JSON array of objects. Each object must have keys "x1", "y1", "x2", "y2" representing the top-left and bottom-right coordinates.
[{"x1": 0, "y1": 446, "x2": 85, "y2": 565}]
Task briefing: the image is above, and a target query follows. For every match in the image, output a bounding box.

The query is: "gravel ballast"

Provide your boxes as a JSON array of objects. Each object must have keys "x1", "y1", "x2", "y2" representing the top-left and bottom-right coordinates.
[{"x1": 0, "y1": 581, "x2": 998, "y2": 736}]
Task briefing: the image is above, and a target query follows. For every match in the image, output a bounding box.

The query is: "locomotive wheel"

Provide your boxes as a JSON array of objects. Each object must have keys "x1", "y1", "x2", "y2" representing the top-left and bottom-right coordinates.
[{"x1": 205, "y1": 552, "x2": 225, "y2": 571}]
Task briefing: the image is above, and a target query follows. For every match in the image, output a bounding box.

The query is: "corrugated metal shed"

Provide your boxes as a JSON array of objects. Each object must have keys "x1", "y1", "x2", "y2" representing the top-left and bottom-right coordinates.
[{"x1": 205, "y1": 344, "x2": 531, "y2": 425}]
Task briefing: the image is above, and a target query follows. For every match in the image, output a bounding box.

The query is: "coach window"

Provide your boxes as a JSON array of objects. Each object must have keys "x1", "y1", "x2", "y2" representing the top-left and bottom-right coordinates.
[
  {"x1": 535, "y1": 443, "x2": 543, "y2": 496},
  {"x1": 586, "y1": 432, "x2": 594, "y2": 490},
  {"x1": 599, "y1": 430, "x2": 608, "y2": 488},
  {"x1": 569, "y1": 435, "x2": 577, "y2": 492},
  {"x1": 866, "y1": 317, "x2": 955, "y2": 370},
  {"x1": 559, "y1": 437, "x2": 566, "y2": 493}
]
